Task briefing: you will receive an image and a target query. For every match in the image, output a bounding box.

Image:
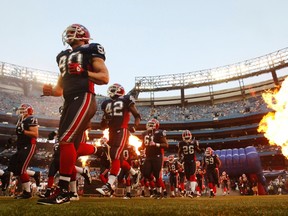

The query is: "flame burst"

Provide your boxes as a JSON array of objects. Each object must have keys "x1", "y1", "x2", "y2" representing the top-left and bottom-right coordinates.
[
  {"x1": 128, "y1": 134, "x2": 142, "y2": 155},
  {"x1": 79, "y1": 156, "x2": 89, "y2": 167},
  {"x1": 101, "y1": 129, "x2": 142, "y2": 155},
  {"x1": 258, "y1": 77, "x2": 288, "y2": 158}
]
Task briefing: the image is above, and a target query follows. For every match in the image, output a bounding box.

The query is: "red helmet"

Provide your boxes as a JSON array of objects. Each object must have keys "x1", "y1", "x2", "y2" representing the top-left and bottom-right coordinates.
[
  {"x1": 205, "y1": 147, "x2": 213, "y2": 156},
  {"x1": 17, "y1": 103, "x2": 34, "y2": 116},
  {"x1": 182, "y1": 130, "x2": 192, "y2": 141},
  {"x1": 107, "y1": 83, "x2": 125, "y2": 99},
  {"x1": 146, "y1": 118, "x2": 159, "y2": 131},
  {"x1": 62, "y1": 24, "x2": 92, "y2": 45},
  {"x1": 168, "y1": 155, "x2": 174, "y2": 163}
]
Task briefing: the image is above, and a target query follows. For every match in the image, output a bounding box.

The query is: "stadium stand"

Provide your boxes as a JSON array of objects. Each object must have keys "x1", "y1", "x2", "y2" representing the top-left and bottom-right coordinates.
[{"x1": 1, "y1": 47, "x2": 288, "y2": 172}]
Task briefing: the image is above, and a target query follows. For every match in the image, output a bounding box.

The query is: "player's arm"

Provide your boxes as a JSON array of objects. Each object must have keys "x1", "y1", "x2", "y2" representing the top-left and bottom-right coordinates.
[
  {"x1": 24, "y1": 125, "x2": 39, "y2": 138},
  {"x1": 129, "y1": 103, "x2": 141, "y2": 132},
  {"x1": 158, "y1": 133, "x2": 169, "y2": 148},
  {"x1": 88, "y1": 57, "x2": 109, "y2": 85},
  {"x1": 195, "y1": 140, "x2": 202, "y2": 153},
  {"x1": 178, "y1": 143, "x2": 183, "y2": 159},
  {"x1": 42, "y1": 75, "x2": 63, "y2": 97}
]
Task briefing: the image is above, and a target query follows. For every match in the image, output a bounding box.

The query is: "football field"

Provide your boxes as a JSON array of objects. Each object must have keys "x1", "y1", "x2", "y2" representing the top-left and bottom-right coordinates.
[{"x1": 0, "y1": 195, "x2": 287, "y2": 216}]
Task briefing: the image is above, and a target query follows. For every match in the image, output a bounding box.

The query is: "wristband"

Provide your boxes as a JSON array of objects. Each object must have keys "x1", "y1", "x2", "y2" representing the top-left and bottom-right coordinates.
[{"x1": 156, "y1": 143, "x2": 160, "y2": 147}]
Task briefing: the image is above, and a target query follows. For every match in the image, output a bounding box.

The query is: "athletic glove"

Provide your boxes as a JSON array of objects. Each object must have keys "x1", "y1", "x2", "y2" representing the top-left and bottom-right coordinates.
[
  {"x1": 16, "y1": 124, "x2": 24, "y2": 135},
  {"x1": 42, "y1": 84, "x2": 53, "y2": 96},
  {"x1": 68, "y1": 63, "x2": 88, "y2": 77}
]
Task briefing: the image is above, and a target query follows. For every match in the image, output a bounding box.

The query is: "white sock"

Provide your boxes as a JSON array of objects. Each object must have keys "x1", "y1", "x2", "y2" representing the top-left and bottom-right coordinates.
[
  {"x1": 108, "y1": 175, "x2": 117, "y2": 187},
  {"x1": 26, "y1": 170, "x2": 35, "y2": 177},
  {"x1": 75, "y1": 166, "x2": 83, "y2": 174},
  {"x1": 69, "y1": 181, "x2": 77, "y2": 193},
  {"x1": 191, "y1": 181, "x2": 197, "y2": 193},
  {"x1": 129, "y1": 168, "x2": 137, "y2": 175},
  {"x1": 22, "y1": 182, "x2": 31, "y2": 192},
  {"x1": 126, "y1": 186, "x2": 131, "y2": 193}
]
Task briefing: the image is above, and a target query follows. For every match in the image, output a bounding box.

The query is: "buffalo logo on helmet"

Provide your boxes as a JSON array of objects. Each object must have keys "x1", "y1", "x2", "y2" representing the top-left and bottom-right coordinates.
[
  {"x1": 146, "y1": 118, "x2": 159, "y2": 131},
  {"x1": 182, "y1": 130, "x2": 192, "y2": 142},
  {"x1": 107, "y1": 83, "x2": 125, "y2": 99},
  {"x1": 16, "y1": 103, "x2": 34, "y2": 116},
  {"x1": 62, "y1": 24, "x2": 92, "y2": 45},
  {"x1": 205, "y1": 147, "x2": 213, "y2": 156}
]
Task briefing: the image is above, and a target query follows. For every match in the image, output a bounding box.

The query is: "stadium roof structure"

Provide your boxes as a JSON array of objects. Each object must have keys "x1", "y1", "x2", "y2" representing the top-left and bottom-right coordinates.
[{"x1": 133, "y1": 47, "x2": 288, "y2": 93}]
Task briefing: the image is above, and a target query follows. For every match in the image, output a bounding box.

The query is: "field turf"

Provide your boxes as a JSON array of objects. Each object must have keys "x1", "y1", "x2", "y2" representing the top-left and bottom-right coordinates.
[{"x1": 0, "y1": 195, "x2": 287, "y2": 216}]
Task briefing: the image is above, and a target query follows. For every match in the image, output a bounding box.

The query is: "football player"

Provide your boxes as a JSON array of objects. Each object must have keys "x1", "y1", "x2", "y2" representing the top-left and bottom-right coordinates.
[
  {"x1": 202, "y1": 147, "x2": 221, "y2": 197},
  {"x1": 117, "y1": 145, "x2": 139, "y2": 199},
  {"x1": 2, "y1": 103, "x2": 39, "y2": 199},
  {"x1": 178, "y1": 130, "x2": 202, "y2": 198},
  {"x1": 140, "y1": 118, "x2": 169, "y2": 199},
  {"x1": 177, "y1": 154, "x2": 186, "y2": 197},
  {"x1": 167, "y1": 155, "x2": 180, "y2": 198},
  {"x1": 94, "y1": 137, "x2": 111, "y2": 184},
  {"x1": 219, "y1": 171, "x2": 230, "y2": 195},
  {"x1": 38, "y1": 23, "x2": 109, "y2": 205},
  {"x1": 195, "y1": 161, "x2": 205, "y2": 197},
  {"x1": 96, "y1": 83, "x2": 141, "y2": 196}
]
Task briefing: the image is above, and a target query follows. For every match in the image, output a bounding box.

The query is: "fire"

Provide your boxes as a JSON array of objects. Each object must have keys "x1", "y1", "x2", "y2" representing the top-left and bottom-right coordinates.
[
  {"x1": 103, "y1": 129, "x2": 109, "y2": 140},
  {"x1": 85, "y1": 129, "x2": 89, "y2": 141},
  {"x1": 79, "y1": 156, "x2": 89, "y2": 167},
  {"x1": 258, "y1": 77, "x2": 288, "y2": 158},
  {"x1": 99, "y1": 129, "x2": 142, "y2": 155},
  {"x1": 128, "y1": 134, "x2": 142, "y2": 155}
]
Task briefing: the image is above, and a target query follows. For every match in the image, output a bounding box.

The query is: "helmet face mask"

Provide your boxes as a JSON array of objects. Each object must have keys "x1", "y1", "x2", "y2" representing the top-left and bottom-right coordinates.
[
  {"x1": 168, "y1": 155, "x2": 174, "y2": 163},
  {"x1": 62, "y1": 24, "x2": 92, "y2": 46},
  {"x1": 107, "y1": 83, "x2": 125, "y2": 99},
  {"x1": 16, "y1": 103, "x2": 33, "y2": 116},
  {"x1": 146, "y1": 119, "x2": 159, "y2": 131},
  {"x1": 205, "y1": 147, "x2": 213, "y2": 157},
  {"x1": 182, "y1": 130, "x2": 192, "y2": 142}
]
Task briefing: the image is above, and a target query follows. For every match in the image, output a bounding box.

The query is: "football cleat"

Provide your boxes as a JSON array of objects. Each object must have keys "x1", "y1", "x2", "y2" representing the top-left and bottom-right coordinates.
[
  {"x1": 15, "y1": 190, "x2": 32, "y2": 199},
  {"x1": 187, "y1": 193, "x2": 193, "y2": 198},
  {"x1": 96, "y1": 183, "x2": 112, "y2": 196},
  {"x1": 69, "y1": 192, "x2": 80, "y2": 201},
  {"x1": 37, "y1": 188, "x2": 70, "y2": 205},
  {"x1": 81, "y1": 166, "x2": 92, "y2": 185},
  {"x1": 154, "y1": 192, "x2": 162, "y2": 199},
  {"x1": 34, "y1": 171, "x2": 41, "y2": 187},
  {"x1": 123, "y1": 193, "x2": 132, "y2": 199},
  {"x1": 38, "y1": 188, "x2": 52, "y2": 198},
  {"x1": 1, "y1": 171, "x2": 11, "y2": 191}
]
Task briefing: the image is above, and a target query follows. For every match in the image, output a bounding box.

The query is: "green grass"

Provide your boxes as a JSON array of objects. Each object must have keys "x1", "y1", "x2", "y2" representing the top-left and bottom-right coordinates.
[{"x1": 0, "y1": 195, "x2": 288, "y2": 216}]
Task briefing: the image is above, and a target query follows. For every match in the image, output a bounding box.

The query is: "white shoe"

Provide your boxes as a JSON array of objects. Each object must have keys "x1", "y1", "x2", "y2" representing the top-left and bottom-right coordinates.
[{"x1": 96, "y1": 184, "x2": 112, "y2": 196}]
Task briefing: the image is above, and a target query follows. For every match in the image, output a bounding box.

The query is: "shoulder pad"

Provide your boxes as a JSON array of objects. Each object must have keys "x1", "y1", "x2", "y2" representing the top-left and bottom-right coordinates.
[
  {"x1": 56, "y1": 49, "x2": 71, "y2": 63},
  {"x1": 84, "y1": 43, "x2": 106, "y2": 60}
]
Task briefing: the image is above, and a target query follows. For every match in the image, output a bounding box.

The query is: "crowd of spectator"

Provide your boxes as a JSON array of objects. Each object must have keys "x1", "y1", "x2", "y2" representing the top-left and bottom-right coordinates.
[{"x1": 0, "y1": 90, "x2": 270, "y2": 122}]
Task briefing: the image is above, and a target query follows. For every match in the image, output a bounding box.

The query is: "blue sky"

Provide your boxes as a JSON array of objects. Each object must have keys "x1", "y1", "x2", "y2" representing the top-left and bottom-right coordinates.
[{"x1": 1, "y1": 1, "x2": 288, "y2": 96}]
